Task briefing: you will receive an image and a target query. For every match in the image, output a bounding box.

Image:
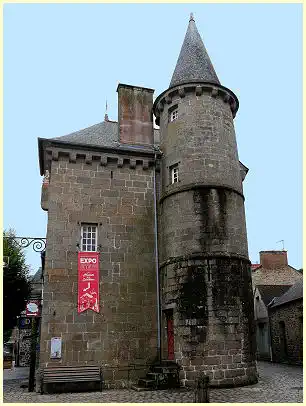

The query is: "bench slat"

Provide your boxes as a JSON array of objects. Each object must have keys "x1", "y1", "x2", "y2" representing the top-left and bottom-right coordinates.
[
  {"x1": 42, "y1": 367, "x2": 101, "y2": 380},
  {"x1": 44, "y1": 367, "x2": 99, "y2": 369},
  {"x1": 45, "y1": 375, "x2": 100, "y2": 380},
  {"x1": 44, "y1": 375, "x2": 100, "y2": 379},
  {"x1": 44, "y1": 373, "x2": 100, "y2": 376},
  {"x1": 44, "y1": 378, "x2": 100, "y2": 382},
  {"x1": 44, "y1": 377, "x2": 100, "y2": 382},
  {"x1": 44, "y1": 369, "x2": 99, "y2": 372}
]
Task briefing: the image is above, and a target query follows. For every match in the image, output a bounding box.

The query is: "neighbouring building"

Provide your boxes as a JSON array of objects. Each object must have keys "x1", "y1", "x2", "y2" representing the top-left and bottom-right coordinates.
[
  {"x1": 37, "y1": 14, "x2": 257, "y2": 388},
  {"x1": 252, "y1": 250, "x2": 302, "y2": 362},
  {"x1": 254, "y1": 284, "x2": 291, "y2": 360},
  {"x1": 269, "y1": 279, "x2": 303, "y2": 365},
  {"x1": 252, "y1": 251, "x2": 302, "y2": 287},
  {"x1": 11, "y1": 267, "x2": 43, "y2": 367}
]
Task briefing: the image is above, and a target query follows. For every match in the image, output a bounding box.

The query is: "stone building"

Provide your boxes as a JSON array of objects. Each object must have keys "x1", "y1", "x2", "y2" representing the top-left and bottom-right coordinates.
[
  {"x1": 10, "y1": 267, "x2": 43, "y2": 367},
  {"x1": 254, "y1": 284, "x2": 291, "y2": 360},
  {"x1": 252, "y1": 250, "x2": 302, "y2": 361},
  {"x1": 252, "y1": 251, "x2": 302, "y2": 287},
  {"x1": 269, "y1": 279, "x2": 303, "y2": 365},
  {"x1": 37, "y1": 15, "x2": 257, "y2": 388}
]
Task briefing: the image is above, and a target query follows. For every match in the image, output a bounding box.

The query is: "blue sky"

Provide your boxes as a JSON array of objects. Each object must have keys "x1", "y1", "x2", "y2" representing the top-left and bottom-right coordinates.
[{"x1": 4, "y1": 4, "x2": 302, "y2": 273}]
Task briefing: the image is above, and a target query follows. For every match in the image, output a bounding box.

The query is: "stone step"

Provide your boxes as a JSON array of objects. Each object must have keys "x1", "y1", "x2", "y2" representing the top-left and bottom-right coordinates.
[
  {"x1": 150, "y1": 366, "x2": 178, "y2": 374},
  {"x1": 138, "y1": 378, "x2": 156, "y2": 388},
  {"x1": 131, "y1": 385, "x2": 153, "y2": 392},
  {"x1": 133, "y1": 361, "x2": 180, "y2": 391},
  {"x1": 152, "y1": 360, "x2": 177, "y2": 367},
  {"x1": 146, "y1": 372, "x2": 162, "y2": 379}
]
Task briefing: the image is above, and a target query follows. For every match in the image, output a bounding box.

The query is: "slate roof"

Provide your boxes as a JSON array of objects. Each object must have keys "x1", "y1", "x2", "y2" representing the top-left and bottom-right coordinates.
[
  {"x1": 30, "y1": 267, "x2": 42, "y2": 283},
  {"x1": 170, "y1": 15, "x2": 220, "y2": 88},
  {"x1": 257, "y1": 285, "x2": 292, "y2": 306},
  {"x1": 270, "y1": 279, "x2": 303, "y2": 308},
  {"x1": 51, "y1": 120, "x2": 160, "y2": 148},
  {"x1": 51, "y1": 120, "x2": 119, "y2": 147}
]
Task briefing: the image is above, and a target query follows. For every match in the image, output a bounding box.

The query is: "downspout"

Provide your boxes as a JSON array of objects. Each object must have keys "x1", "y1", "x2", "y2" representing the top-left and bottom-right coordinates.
[{"x1": 153, "y1": 152, "x2": 161, "y2": 363}]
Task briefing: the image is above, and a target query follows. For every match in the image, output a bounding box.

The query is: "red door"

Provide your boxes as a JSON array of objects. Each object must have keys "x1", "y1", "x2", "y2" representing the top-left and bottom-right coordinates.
[{"x1": 167, "y1": 313, "x2": 174, "y2": 360}]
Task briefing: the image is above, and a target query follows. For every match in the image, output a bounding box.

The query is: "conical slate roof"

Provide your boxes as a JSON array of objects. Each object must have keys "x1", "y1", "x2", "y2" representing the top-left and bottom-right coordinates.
[{"x1": 170, "y1": 14, "x2": 220, "y2": 87}]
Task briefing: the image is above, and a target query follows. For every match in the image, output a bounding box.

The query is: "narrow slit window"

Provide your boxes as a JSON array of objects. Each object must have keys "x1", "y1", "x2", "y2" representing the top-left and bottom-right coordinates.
[{"x1": 81, "y1": 224, "x2": 98, "y2": 252}]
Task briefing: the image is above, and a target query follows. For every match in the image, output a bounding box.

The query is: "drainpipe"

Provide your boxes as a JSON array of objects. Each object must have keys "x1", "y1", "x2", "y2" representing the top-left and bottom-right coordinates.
[{"x1": 153, "y1": 152, "x2": 161, "y2": 363}]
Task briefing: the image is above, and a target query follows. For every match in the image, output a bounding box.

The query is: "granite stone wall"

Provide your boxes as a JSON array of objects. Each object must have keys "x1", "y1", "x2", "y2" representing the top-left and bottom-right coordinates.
[
  {"x1": 269, "y1": 300, "x2": 303, "y2": 365},
  {"x1": 158, "y1": 89, "x2": 243, "y2": 197},
  {"x1": 159, "y1": 189, "x2": 248, "y2": 264},
  {"x1": 161, "y1": 257, "x2": 257, "y2": 387},
  {"x1": 156, "y1": 84, "x2": 257, "y2": 387},
  {"x1": 39, "y1": 151, "x2": 158, "y2": 387}
]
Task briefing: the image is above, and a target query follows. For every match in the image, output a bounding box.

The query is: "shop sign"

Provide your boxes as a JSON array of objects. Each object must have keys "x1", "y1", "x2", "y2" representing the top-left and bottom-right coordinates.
[{"x1": 25, "y1": 300, "x2": 40, "y2": 317}]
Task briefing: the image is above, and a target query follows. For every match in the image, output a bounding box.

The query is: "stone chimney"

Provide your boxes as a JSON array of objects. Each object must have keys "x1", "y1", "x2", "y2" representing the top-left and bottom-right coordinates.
[
  {"x1": 117, "y1": 83, "x2": 154, "y2": 145},
  {"x1": 259, "y1": 251, "x2": 288, "y2": 268}
]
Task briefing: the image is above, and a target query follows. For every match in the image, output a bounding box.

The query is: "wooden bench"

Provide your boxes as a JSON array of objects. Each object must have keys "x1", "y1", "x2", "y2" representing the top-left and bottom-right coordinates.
[{"x1": 40, "y1": 365, "x2": 102, "y2": 394}]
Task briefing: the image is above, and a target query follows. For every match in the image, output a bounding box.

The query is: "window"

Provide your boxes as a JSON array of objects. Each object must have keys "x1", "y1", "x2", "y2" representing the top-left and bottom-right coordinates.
[
  {"x1": 81, "y1": 224, "x2": 98, "y2": 252},
  {"x1": 170, "y1": 164, "x2": 179, "y2": 184},
  {"x1": 170, "y1": 109, "x2": 178, "y2": 122}
]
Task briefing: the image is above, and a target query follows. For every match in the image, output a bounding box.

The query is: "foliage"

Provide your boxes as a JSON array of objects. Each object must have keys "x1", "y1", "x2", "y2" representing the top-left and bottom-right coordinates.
[{"x1": 3, "y1": 229, "x2": 32, "y2": 342}]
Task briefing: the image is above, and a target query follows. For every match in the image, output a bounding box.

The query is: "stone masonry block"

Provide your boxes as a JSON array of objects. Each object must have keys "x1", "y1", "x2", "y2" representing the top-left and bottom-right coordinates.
[{"x1": 224, "y1": 368, "x2": 246, "y2": 378}]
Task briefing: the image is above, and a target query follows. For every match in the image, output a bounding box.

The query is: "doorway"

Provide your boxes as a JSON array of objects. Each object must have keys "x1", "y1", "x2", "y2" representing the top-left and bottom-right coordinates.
[{"x1": 166, "y1": 311, "x2": 174, "y2": 360}]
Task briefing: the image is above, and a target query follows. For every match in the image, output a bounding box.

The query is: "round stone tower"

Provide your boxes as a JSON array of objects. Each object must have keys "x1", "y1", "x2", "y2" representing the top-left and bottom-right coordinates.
[{"x1": 153, "y1": 15, "x2": 258, "y2": 387}]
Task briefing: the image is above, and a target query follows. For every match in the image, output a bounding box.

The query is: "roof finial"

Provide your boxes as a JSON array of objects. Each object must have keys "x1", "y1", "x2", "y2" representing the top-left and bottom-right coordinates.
[
  {"x1": 104, "y1": 99, "x2": 109, "y2": 122},
  {"x1": 189, "y1": 12, "x2": 194, "y2": 22}
]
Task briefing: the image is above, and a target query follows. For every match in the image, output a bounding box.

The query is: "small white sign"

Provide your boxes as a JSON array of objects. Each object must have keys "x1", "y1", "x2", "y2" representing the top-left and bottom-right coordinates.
[{"x1": 50, "y1": 337, "x2": 62, "y2": 359}]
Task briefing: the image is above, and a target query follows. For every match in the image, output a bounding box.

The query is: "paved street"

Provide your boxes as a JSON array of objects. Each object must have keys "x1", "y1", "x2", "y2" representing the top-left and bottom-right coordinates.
[
  {"x1": 3, "y1": 366, "x2": 29, "y2": 381},
  {"x1": 3, "y1": 362, "x2": 303, "y2": 403}
]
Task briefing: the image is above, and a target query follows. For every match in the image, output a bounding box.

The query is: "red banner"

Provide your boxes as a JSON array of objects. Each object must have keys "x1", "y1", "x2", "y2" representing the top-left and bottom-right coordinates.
[{"x1": 78, "y1": 252, "x2": 100, "y2": 313}]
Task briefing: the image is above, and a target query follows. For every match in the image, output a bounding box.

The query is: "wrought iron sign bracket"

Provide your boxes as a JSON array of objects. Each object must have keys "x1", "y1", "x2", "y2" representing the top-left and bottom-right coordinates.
[{"x1": 3, "y1": 237, "x2": 46, "y2": 252}]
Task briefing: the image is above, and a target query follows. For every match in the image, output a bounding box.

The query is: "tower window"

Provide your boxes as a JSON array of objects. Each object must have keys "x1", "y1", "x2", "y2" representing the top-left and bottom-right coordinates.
[
  {"x1": 81, "y1": 224, "x2": 98, "y2": 252},
  {"x1": 170, "y1": 164, "x2": 179, "y2": 184},
  {"x1": 170, "y1": 109, "x2": 178, "y2": 122}
]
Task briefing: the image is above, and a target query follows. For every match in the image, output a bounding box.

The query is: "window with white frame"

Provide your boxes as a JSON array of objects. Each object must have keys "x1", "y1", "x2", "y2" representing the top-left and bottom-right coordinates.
[
  {"x1": 170, "y1": 109, "x2": 178, "y2": 122},
  {"x1": 170, "y1": 164, "x2": 179, "y2": 184},
  {"x1": 81, "y1": 224, "x2": 98, "y2": 252}
]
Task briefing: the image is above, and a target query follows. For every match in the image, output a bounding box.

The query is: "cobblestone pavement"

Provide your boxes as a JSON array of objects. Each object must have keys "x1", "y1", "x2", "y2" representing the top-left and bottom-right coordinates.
[{"x1": 3, "y1": 362, "x2": 303, "y2": 403}]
